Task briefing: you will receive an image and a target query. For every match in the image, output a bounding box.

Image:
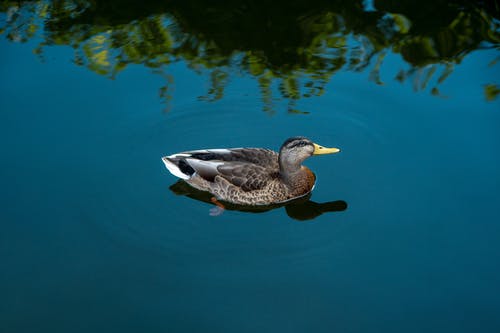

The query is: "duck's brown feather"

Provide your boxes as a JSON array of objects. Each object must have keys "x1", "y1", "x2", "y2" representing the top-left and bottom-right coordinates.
[{"x1": 216, "y1": 162, "x2": 277, "y2": 191}]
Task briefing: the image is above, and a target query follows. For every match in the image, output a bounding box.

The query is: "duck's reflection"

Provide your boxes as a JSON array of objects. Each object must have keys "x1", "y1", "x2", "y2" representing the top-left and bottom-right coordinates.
[{"x1": 169, "y1": 180, "x2": 347, "y2": 221}]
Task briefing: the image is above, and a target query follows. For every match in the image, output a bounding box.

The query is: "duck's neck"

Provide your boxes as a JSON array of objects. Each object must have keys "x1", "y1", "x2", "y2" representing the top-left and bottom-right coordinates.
[{"x1": 279, "y1": 159, "x2": 303, "y2": 186}]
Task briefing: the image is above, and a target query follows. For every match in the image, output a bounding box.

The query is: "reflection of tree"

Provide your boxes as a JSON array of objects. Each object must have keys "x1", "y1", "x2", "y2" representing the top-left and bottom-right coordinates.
[{"x1": 1, "y1": 0, "x2": 499, "y2": 111}]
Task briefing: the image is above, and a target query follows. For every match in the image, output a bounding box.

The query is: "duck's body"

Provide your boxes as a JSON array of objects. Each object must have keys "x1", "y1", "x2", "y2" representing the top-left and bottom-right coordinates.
[{"x1": 162, "y1": 137, "x2": 339, "y2": 206}]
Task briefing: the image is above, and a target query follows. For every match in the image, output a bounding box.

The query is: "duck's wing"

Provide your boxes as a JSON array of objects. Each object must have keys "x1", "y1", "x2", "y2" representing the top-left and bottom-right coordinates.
[
  {"x1": 162, "y1": 148, "x2": 278, "y2": 180},
  {"x1": 184, "y1": 148, "x2": 277, "y2": 167},
  {"x1": 225, "y1": 148, "x2": 278, "y2": 169},
  {"x1": 186, "y1": 159, "x2": 274, "y2": 191},
  {"x1": 217, "y1": 161, "x2": 276, "y2": 191}
]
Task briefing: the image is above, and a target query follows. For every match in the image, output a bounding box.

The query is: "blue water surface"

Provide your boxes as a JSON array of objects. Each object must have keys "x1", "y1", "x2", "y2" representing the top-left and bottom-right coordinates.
[{"x1": 1, "y1": 24, "x2": 500, "y2": 333}]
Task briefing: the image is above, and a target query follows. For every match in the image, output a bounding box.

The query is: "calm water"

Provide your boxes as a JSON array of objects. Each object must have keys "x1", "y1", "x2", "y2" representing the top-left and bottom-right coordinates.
[{"x1": 1, "y1": 1, "x2": 500, "y2": 332}]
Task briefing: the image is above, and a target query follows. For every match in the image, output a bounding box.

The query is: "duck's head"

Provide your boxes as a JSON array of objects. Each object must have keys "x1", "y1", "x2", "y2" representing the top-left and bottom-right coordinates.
[{"x1": 279, "y1": 137, "x2": 340, "y2": 173}]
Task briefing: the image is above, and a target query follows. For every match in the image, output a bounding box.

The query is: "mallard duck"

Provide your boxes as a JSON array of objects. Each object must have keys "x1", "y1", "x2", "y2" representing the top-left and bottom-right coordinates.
[{"x1": 162, "y1": 137, "x2": 340, "y2": 206}]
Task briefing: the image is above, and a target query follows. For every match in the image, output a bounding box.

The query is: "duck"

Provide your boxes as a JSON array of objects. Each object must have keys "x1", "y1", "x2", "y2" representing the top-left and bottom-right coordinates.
[{"x1": 161, "y1": 136, "x2": 340, "y2": 206}]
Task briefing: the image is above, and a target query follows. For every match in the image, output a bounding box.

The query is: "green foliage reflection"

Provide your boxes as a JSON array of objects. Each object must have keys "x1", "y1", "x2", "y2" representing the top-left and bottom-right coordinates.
[{"x1": 1, "y1": 0, "x2": 499, "y2": 110}]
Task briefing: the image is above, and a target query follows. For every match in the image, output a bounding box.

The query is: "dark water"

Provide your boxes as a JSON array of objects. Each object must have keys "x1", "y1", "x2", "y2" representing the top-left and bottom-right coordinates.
[{"x1": 1, "y1": 1, "x2": 500, "y2": 332}]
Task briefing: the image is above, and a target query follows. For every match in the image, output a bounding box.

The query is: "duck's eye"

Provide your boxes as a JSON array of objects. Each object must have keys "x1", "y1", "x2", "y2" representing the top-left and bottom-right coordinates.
[{"x1": 288, "y1": 140, "x2": 309, "y2": 149}]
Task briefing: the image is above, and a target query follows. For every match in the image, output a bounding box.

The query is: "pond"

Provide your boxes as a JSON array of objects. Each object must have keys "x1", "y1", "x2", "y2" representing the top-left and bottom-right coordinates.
[{"x1": 1, "y1": 1, "x2": 500, "y2": 332}]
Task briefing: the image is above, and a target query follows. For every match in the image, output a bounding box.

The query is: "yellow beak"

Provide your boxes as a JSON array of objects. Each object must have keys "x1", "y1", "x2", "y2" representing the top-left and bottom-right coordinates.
[{"x1": 313, "y1": 143, "x2": 340, "y2": 155}]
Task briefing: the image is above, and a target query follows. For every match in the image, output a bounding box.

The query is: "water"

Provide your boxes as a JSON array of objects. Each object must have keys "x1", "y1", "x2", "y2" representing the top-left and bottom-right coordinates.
[{"x1": 1, "y1": 1, "x2": 500, "y2": 332}]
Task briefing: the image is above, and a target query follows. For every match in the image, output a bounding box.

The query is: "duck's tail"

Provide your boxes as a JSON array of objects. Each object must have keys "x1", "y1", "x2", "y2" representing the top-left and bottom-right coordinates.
[
  {"x1": 161, "y1": 154, "x2": 193, "y2": 180},
  {"x1": 162, "y1": 148, "x2": 235, "y2": 180}
]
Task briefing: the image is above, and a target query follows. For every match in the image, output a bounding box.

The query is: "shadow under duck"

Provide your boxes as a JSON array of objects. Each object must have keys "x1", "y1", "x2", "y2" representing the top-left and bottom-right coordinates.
[{"x1": 162, "y1": 137, "x2": 340, "y2": 206}]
